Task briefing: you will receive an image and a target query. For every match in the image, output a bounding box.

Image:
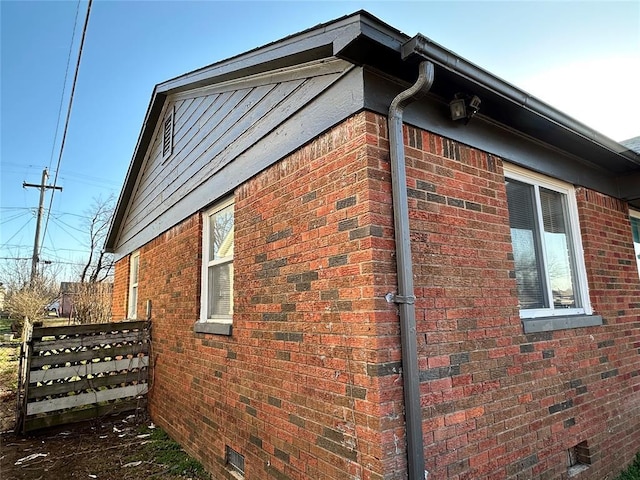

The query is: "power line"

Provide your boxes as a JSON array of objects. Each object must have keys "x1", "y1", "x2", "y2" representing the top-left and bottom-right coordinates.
[
  {"x1": 41, "y1": 0, "x2": 93, "y2": 258},
  {"x1": 48, "y1": 0, "x2": 82, "y2": 173},
  {"x1": 42, "y1": 246, "x2": 91, "y2": 254},
  {"x1": 51, "y1": 211, "x2": 93, "y2": 220},
  {"x1": 58, "y1": 171, "x2": 121, "y2": 187},
  {"x1": 44, "y1": 259, "x2": 86, "y2": 267},
  {"x1": 0, "y1": 211, "x2": 33, "y2": 226},
  {"x1": 44, "y1": 224, "x2": 59, "y2": 262},
  {"x1": 50, "y1": 216, "x2": 86, "y2": 234},
  {"x1": 1, "y1": 206, "x2": 98, "y2": 220},
  {"x1": 0, "y1": 217, "x2": 34, "y2": 249},
  {"x1": 2, "y1": 162, "x2": 48, "y2": 170},
  {"x1": 2, "y1": 165, "x2": 121, "y2": 189},
  {"x1": 1, "y1": 244, "x2": 91, "y2": 255}
]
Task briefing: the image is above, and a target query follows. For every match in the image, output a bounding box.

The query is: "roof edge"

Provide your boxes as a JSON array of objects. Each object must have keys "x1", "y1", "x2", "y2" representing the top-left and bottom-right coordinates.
[
  {"x1": 105, "y1": 89, "x2": 166, "y2": 252},
  {"x1": 106, "y1": 10, "x2": 640, "y2": 253},
  {"x1": 401, "y1": 35, "x2": 640, "y2": 167}
]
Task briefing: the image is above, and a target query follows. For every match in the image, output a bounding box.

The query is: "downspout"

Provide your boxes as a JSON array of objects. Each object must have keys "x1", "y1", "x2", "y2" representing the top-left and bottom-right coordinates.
[{"x1": 388, "y1": 60, "x2": 434, "y2": 480}]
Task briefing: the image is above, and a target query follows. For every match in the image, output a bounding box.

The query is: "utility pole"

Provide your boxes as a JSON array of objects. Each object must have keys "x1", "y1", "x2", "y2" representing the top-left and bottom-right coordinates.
[{"x1": 23, "y1": 168, "x2": 62, "y2": 283}]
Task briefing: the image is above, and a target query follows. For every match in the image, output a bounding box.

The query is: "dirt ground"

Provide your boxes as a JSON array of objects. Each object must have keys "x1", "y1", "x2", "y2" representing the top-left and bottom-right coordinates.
[
  {"x1": 0, "y1": 319, "x2": 209, "y2": 480},
  {"x1": 0, "y1": 387, "x2": 209, "y2": 480}
]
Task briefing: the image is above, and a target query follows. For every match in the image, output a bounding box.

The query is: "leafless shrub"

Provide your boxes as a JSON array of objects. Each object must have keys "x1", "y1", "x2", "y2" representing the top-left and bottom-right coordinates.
[
  {"x1": 1, "y1": 257, "x2": 59, "y2": 335},
  {"x1": 69, "y1": 282, "x2": 113, "y2": 324}
]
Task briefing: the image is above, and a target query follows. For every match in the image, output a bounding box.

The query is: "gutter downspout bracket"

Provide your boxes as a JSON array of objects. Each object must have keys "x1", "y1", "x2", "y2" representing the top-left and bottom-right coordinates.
[
  {"x1": 393, "y1": 295, "x2": 416, "y2": 305},
  {"x1": 388, "y1": 58, "x2": 434, "y2": 480}
]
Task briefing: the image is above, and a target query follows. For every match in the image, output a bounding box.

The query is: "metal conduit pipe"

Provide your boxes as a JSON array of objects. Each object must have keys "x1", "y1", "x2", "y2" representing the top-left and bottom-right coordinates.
[{"x1": 387, "y1": 60, "x2": 434, "y2": 480}]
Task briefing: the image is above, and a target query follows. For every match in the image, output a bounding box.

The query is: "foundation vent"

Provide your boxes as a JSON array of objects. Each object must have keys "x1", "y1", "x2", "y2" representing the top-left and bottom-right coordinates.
[
  {"x1": 226, "y1": 445, "x2": 245, "y2": 477},
  {"x1": 568, "y1": 440, "x2": 591, "y2": 477}
]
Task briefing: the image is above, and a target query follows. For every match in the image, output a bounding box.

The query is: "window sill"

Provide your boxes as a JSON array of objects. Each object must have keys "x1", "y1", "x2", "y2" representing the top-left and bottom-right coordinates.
[
  {"x1": 522, "y1": 314, "x2": 602, "y2": 333},
  {"x1": 194, "y1": 321, "x2": 232, "y2": 336}
]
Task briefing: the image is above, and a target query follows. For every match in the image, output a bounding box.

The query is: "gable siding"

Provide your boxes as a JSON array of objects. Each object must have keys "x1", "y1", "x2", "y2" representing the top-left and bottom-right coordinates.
[{"x1": 116, "y1": 60, "x2": 356, "y2": 257}]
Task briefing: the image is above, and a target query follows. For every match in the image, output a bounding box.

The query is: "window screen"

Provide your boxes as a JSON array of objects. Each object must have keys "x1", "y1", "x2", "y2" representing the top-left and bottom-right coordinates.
[
  {"x1": 202, "y1": 202, "x2": 234, "y2": 321},
  {"x1": 506, "y1": 177, "x2": 581, "y2": 314},
  {"x1": 631, "y1": 214, "x2": 640, "y2": 277}
]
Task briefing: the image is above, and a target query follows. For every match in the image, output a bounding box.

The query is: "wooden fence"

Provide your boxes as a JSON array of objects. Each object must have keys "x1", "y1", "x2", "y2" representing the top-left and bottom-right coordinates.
[{"x1": 17, "y1": 320, "x2": 150, "y2": 432}]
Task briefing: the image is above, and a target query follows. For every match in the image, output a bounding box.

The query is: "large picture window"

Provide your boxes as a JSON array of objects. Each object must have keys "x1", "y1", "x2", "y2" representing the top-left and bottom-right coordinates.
[
  {"x1": 200, "y1": 199, "x2": 234, "y2": 324},
  {"x1": 504, "y1": 165, "x2": 592, "y2": 320},
  {"x1": 128, "y1": 251, "x2": 140, "y2": 319},
  {"x1": 630, "y1": 210, "x2": 640, "y2": 278}
]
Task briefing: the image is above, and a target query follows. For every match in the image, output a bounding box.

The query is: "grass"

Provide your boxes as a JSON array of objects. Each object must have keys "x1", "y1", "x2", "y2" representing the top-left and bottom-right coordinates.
[
  {"x1": 134, "y1": 425, "x2": 210, "y2": 479},
  {"x1": 0, "y1": 317, "x2": 20, "y2": 393},
  {"x1": 0, "y1": 347, "x2": 19, "y2": 394},
  {"x1": 0, "y1": 317, "x2": 14, "y2": 334},
  {"x1": 0, "y1": 346, "x2": 18, "y2": 387},
  {"x1": 616, "y1": 453, "x2": 640, "y2": 480}
]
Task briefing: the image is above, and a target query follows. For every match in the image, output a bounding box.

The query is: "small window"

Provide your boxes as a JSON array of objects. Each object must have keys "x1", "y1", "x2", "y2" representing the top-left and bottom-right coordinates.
[
  {"x1": 504, "y1": 165, "x2": 592, "y2": 323},
  {"x1": 630, "y1": 210, "x2": 640, "y2": 278},
  {"x1": 128, "y1": 251, "x2": 140, "y2": 319},
  {"x1": 200, "y1": 199, "x2": 234, "y2": 325},
  {"x1": 162, "y1": 106, "x2": 174, "y2": 160}
]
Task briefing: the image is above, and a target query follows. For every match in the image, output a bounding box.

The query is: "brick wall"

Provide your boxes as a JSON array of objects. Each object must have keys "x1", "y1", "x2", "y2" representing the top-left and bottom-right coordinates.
[
  {"x1": 112, "y1": 255, "x2": 129, "y2": 320},
  {"x1": 396, "y1": 127, "x2": 525, "y2": 479},
  {"x1": 398, "y1": 121, "x2": 640, "y2": 479},
  {"x1": 573, "y1": 189, "x2": 640, "y2": 476},
  {"x1": 113, "y1": 110, "x2": 640, "y2": 480},
  {"x1": 126, "y1": 112, "x2": 407, "y2": 480}
]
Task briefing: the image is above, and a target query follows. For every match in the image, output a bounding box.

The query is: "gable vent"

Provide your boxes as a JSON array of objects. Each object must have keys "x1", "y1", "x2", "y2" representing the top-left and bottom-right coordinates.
[{"x1": 162, "y1": 107, "x2": 174, "y2": 159}]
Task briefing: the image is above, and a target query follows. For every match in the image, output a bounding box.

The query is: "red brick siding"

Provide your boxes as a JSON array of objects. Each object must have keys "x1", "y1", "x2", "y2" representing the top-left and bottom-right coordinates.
[
  {"x1": 397, "y1": 121, "x2": 640, "y2": 479},
  {"x1": 573, "y1": 189, "x2": 640, "y2": 476},
  {"x1": 113, "y1": 110, "x2": 640, "y2": 480},
  {"x1": 397, "y1": 126, "x2": 527, "y2": 479},
  {"x1": 129, "y1": 113, "x2": 402, "y2": 480},
  {"x1": 112, "y1": 255, "x2": 129, "y2": 320}
]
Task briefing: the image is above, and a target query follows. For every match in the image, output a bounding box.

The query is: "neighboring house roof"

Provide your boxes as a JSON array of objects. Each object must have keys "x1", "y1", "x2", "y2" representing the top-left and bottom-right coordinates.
[
  {"x1": 621, "y1": 136, "x2": 640, "y2": 154},
  {"x1": 106, "y1": 10, "x2": 640, "y2": 255}
]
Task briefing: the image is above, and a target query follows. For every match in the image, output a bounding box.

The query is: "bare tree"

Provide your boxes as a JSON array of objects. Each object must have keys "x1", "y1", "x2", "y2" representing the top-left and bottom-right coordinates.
[
  {"x1": 79, "y1": 195, "x2": 115, "y2": 283},
  {"x1": 60, "y1": 195, "x2": 117, "y2": 324}
]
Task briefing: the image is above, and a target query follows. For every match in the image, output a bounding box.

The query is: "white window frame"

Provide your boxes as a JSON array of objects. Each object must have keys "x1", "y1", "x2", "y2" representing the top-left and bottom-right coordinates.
[
  {"x1": 630, "y1": 209, "x2": 640, "y2": 278},
  {"x1": 504, "y1": 164, "x2": 592, "y2": 320},
  {"x1": 198, "y1": 198, "x2": 234, "y2": 331},
  {"x1": 128, "y1": 251, "x2": 140, "y2": 319}
]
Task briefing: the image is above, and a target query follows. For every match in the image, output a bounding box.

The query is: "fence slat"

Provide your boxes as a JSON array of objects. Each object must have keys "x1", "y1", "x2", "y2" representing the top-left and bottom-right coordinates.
[
  {"x1": 28, "y1": 371, "x2": 148, "y2": 399},
  {"x1": 23, "y1": 397, "x2": 146, "y2": 432},
  {"x1": 31, "y1": 321, "x2": 149, "y2": 339},
  {"x1": 27, "y1": 384, "x2": 148, "y2": 415},
  {"x1": 30, "y1": 343, "x2": 149, "y2": 368},
  {"x1": 29, "y1": 357, "x2": 148, "y2": 384},
  {"x1": 33, "y1": 331, "x2": 149, "y2": 352}
]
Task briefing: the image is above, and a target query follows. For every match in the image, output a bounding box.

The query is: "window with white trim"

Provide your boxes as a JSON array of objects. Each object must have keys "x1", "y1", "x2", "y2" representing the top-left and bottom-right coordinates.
[
  {"x1": 200, "y1": 199, "x2": 234, "y2": 326},
  {"x1": 630, "y1": 210, "x2": 640, "y2": 278},
  {"x1": 128, "y1": 251, "x2": 140, "y2": 319},
  {"x1": 504, "y1": 165, "x2": 592, "y2": 320}
]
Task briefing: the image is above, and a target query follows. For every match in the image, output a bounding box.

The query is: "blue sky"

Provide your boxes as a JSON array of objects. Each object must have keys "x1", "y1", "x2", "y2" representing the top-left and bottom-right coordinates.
[{"x1": 1, "y1": 1, "x2": 639, "y2": 281}]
